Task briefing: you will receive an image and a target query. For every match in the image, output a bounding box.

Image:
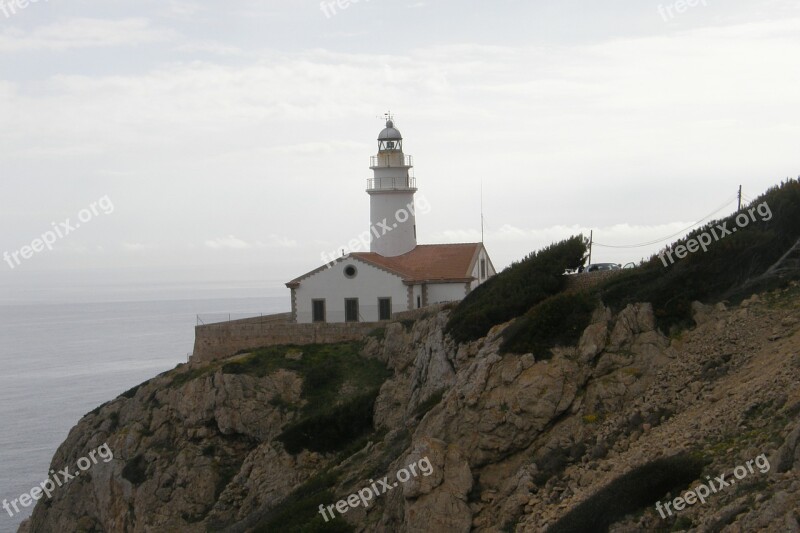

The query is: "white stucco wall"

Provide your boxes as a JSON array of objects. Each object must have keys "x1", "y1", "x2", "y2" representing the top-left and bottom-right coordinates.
[
  {"x1": 426, "y1": 283, "x2": 467, "y2": 304},
  {"x1": 294, "y1": 258, "x2": 409, "y2": 323},
  {"x1": 470, "y1": 247, "x2": 497, "y2": 291}
]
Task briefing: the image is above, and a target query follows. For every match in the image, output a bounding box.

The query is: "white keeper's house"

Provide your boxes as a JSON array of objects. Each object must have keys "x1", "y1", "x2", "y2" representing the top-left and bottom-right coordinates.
[{"x1": 286, "y1": 118, "x2": 496, "y2": 323}]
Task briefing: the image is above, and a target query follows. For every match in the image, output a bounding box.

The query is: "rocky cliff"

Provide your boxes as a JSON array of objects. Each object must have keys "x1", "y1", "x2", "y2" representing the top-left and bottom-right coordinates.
[{"x1": 20, "y1": 284, "x2": 800, "y2": 532}]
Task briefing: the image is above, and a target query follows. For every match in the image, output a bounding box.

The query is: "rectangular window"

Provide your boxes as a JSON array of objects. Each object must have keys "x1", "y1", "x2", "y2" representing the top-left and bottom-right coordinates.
[
  {"x1": 345, "y1": 298, "x2": 359, "y2": 322},
  {"x1": 312, "y1": 299, "x2": 326, "y2": 323},
  {"x1": 417, "y1": 295, "x2": 421, "y2": 309},
  {"x1": 480, "y1": 258, "x2": 487, "y2": 279},
  {"x1": 378, "y1": 298, "x2": 392, "y2": 320}
]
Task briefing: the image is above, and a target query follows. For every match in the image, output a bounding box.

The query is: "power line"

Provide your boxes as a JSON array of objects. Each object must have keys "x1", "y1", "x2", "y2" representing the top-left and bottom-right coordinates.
[{"x1": 592, "y1": 193, "x2": 738, "y2": 249}]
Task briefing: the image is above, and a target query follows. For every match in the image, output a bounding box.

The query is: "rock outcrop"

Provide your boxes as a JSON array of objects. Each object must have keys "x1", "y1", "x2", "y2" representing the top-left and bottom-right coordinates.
[{"x1": 20, "y1": 284, "x2": 800, "y2": 532}]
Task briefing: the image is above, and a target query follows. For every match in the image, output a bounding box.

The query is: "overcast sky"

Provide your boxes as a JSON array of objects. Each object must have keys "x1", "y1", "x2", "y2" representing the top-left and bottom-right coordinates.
[{"x1": 0, "y1": 0, "x2": 798, "y2": 299}]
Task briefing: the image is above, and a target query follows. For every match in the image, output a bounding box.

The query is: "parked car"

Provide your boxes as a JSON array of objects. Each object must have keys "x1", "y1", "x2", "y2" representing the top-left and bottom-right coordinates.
[{"x1": 585, "y1": 263, "x2": 621, "y2": 272}]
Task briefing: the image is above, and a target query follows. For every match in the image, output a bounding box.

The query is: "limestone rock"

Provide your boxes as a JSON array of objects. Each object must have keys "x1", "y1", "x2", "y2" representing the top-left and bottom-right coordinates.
[
  {"x1": 22, "y1": 290, "x2": 800, "y2": 533},
  {"x1": 608, "y1": 303, "x2": 656, "y2": 351},
  {"x1": 773, "y1": 421, "x2": 800, "y2": 473},
  {"x1": 403, "y1": 438, "x2": 472, "y2": 533}
]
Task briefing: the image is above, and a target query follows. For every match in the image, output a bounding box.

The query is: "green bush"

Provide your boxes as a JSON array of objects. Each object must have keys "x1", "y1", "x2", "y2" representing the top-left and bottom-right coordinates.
[
  {"x1": 672, "y1": 516, "x2": 694, "y2": 531},
  {"x1": 121, "y1": 383, "x2": 141, "y2": 399},
  {"x1": 214, "y1": 462, "x2": 239, "y2": 500},
  {"x1": 86, "y1": 401, "x2": 110, "y2": 417},
  {"x1": 545, "y1": 452, "x2": 707, "y2": 533},
  {"x1": 222, "y1": 343, "x2": 390, "y2": 418},
  {"x1": 399, "y1": 319, "x2": 416, "y2": 331},
  {"x1": 277, "y1": 390, "x2": 379, "y2": 454},
  {"x1": 122, "y1": 455, "x2": 148, "y2": 485},
  {"x1": 220, "y1": 343, "x2": 391, "y2": 456},
  {"x1": 366, "y1": 429, "x2": 412, "y2": 481},
  {"x1": 366, "y1": 327, "x2": 386, "y2": 341},
  {"x1": 304, "y1": 357, "x2": 341, "y2": 393},
  {"x1": 169, "y1": 366, "x2": 213, "y2": 389},
  {"x1": 599, "y1": 179, "x2": 800, "y2": 333},
  {"x1": 201, "y1": 444, "x2": 216, "y2": 457},
  {"x1": 500, "y1": 291, "x2": 597, "y2": 356},
  {"x1": 412, "y1": 389, "x2": 446, "y2": 418},
  {"x1": 446, "y1": 181, "x2": 800, "y2": 344},
  {"x1": 446, "y1": 236, "x2": 587, "y2": 343},
  {"x1": 108, "y1": 411, "x2": 120, "y2": 432},
  {"x1": 253, "y1": 471, "x2": 353, "y2": 533}
]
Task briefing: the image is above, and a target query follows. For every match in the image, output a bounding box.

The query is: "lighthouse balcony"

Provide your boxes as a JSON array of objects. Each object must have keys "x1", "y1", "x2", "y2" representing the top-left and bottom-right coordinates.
[
  {"x1": 367, "y1": 176, "x2": 417, "y2": 191},
  {"x1": 370, "y1": 155, "x2": 413, "y2": 168}
]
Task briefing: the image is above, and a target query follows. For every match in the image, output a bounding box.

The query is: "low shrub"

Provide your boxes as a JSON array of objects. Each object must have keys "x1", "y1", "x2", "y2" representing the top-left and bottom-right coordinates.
[
  {"x1": 599, "y1": 179, "x2": 800, "y2": 333},
  {"x1": 366, "y1": 327, "x2": 386, "y2": 341},
  {"x1": 412, "y1": 389, "x2": 446, "y2": 418},
  {"x1": 500, "y1": 291, "x2": 597, "y2": 357},
  {"x1": 108, "y1": 411, "x2": 120, "y2": 432},
  {"x1": 222, "y1": 343, "x2": 390, "y2": 418},
  {"x1": 672, "y1": 516, "x2": 693, "y2": 531},
  {"x1": 121, "y1": 384, "x2": 141, "y2": 399},
  {"x1": 122, "y1": 455, "x2": 148, "y2": 485},
  {"x1": 253, "y1": 471, "x2": 353, "y2": 533},
  {"x1": 446, "y1": 235, "x2": 588, "y2": 343},
  {"x1": 545, "y1": 452, "x2": 707, "y2": 533},
  {"x1": 277, "y1": 390, "x2": 379, "y2": 454},
  {"x1": 169, "y1": 366, "x2": 213, "y2": 389},
  {"x1": 214, "y1": 462, "x2": 239, "y2": 500}
]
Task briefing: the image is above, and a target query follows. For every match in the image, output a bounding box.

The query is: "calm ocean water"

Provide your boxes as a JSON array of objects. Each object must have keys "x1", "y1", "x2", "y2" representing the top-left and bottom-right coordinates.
[{"x1": 0, "y1": 284, "x2": 288, "y2": 531}]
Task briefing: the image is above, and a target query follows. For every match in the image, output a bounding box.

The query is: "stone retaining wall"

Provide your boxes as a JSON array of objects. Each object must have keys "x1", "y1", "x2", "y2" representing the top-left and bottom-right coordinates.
[{"x1": 192, "y1": 314, "x2": 382, "y2": 363}]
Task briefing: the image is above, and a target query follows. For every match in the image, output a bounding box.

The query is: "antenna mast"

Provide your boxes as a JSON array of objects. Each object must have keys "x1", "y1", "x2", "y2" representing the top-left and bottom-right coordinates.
[{"x1": 480, "y1": 180, "x2": 484, "y2": 243}]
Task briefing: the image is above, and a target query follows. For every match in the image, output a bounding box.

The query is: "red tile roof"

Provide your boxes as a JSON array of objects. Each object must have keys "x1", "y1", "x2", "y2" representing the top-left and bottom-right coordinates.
[
  {"x1": 352, "y1": 243, "x2": 482, "y2": 282},
  {"x1": 286, "y1": 243, "x2": 483, "y2": 287}
]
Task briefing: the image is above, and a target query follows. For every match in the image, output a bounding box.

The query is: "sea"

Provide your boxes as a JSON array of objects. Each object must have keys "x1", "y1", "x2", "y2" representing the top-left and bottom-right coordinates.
[{"x1": 0, "y1": 282, "x2": 289, "y2": 532}]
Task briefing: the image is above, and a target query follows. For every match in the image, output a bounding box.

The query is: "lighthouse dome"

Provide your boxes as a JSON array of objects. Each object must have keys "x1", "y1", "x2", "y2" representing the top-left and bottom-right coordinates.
[{"x1": 378, "y1": 120, "x2": 402, "y2": 141}]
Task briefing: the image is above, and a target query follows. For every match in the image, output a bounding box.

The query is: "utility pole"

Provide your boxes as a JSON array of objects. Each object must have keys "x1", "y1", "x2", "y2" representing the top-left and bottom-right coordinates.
[
  {"x1": 737, "y1": 185, "x2": 742, "y2": 211},
  {"x1": 588, "y1": 230, "x2": 593, "y2": 266}
]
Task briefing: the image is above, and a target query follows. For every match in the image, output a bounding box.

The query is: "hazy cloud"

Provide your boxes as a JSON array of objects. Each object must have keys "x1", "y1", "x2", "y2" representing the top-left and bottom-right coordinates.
[{"x1": 0, "y1": 18, "x2": 177, "y2": 52}]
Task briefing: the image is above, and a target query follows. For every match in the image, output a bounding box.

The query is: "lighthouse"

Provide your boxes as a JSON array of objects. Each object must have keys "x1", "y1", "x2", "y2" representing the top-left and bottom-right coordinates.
[
  {"x1": 367, "y1": 118, "x2": 417, "y2": 257},
  {"x1": 286, "y1": 115, "x2": 496, "y2": 323}
]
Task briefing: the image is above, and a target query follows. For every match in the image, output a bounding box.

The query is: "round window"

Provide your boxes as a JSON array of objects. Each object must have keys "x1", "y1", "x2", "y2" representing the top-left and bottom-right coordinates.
[{"x1": 344, "y1": 265, "x2": 357, "y2": 278}]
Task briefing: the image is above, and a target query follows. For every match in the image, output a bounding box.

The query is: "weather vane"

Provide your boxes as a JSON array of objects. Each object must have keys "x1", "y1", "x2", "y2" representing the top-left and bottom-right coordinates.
[{"x1": 377, "y1": 111, "x2": 395, "y2": 124}]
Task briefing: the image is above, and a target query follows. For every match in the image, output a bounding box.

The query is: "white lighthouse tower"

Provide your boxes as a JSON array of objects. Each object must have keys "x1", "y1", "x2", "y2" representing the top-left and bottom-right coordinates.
[{"x1": 367, "y1": 117, "x2": 417, "y2": 257}]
